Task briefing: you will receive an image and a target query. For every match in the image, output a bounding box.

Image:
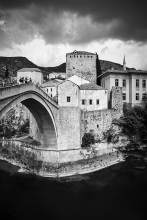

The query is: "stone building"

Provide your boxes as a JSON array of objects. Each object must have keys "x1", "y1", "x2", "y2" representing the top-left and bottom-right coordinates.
[
  {"x1": 17, "y1": 68, "x2": 43, "y2": 85},
  {"x1": 58, "y1": 75, "x2": 108, "y2": 111},
  {"x1": 57, "y1": 74, "x2": 109, "y2": 151},
  {"x1": 98, "y1": 57, "x2": 147, "y2": 106},
  {"x1": 49, "y1": 72, "x2": 65, "y2": 80},
  {"x1": 66, "y1": 50, "x2": 98, "y2": 84},
  {"x1": 41, "y1": 79, "x2": 63, "y2": 99}
]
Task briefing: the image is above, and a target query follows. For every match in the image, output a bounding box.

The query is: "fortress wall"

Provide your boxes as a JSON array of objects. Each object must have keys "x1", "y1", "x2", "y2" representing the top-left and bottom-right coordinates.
[
  {"x1": 66, "y1": 55, "x2": 97, "y2": 84},
  {"x1": 81, "y1": 108, "x2": 121, "y2": 141},
  {"x1": 81, "y1": 87, "x2": 123, "y2": 141}
]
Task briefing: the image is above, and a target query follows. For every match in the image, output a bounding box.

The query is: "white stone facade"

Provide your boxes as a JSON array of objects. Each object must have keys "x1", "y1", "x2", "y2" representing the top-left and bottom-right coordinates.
[
  {"x1": 41, "y1": 79, "x2": 63, "y2": 99},
  {"x1": 80, "y1": 89, "x2": 108, "y2": 111},
  {"x1": 17, "y1": 68, "x2": 43, "y2": 85},
  {"x1": 49, "y1": 72, "x2": 65, "y2": 79},
  {"x1": 98, "y1": 70, "x2": 147, "y2": 105}
]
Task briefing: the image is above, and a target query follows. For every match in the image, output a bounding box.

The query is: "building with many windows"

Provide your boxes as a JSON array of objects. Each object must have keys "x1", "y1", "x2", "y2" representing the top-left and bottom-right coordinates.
[{"x1": 98, "y1": 58, "x2": 147, "y2": 106}]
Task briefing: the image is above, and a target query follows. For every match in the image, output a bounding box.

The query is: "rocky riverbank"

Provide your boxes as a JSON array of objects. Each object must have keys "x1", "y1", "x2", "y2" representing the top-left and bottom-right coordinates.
[
  {"x1": 0, "y1": 139, "x2": 123, "y2": 177},
  {"x1": 115, "y1": 139, "x2": 147, "y2": 170}
]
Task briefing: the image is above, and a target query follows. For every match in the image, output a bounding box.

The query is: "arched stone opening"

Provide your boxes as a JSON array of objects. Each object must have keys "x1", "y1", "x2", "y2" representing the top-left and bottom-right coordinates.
[
  {"x1": 22, "y1": 98, "x2": 57, "y2": 149},
  {"x1": 0, "y1": 94, "x2": 58, "y2": 149}
]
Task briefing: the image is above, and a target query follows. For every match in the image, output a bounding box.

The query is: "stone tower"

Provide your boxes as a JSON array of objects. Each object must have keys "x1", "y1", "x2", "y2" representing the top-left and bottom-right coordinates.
[{"x1": 66, "y1": 50, "x2": 97, "y2": 84}]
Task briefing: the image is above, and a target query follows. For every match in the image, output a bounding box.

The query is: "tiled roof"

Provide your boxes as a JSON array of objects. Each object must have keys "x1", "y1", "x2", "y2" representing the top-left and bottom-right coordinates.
[
  {"x1": 98, "y1": 69, "x2": 147, "y2": 78},
  {"x1": 18, "y1": 68, "x2": 41, "y2": 72},
  {"x1": 41, "y1": 79, "x2": 63, "y2": 88},
  {"x1": 67, "y1": 50, "x2": 95, "y2": 56},
  {"x1": 67, "y1": 75, "x2": 90, "y2": 86},
  {"x1": 79, "y1": 83, "x2": 106, "y2": 90}
]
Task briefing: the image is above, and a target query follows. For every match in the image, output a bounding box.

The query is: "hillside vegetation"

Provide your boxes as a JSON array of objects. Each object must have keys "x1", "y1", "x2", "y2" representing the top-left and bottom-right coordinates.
[{"x1": 0, "y1": 56, "x2": 135, "y2": 79}]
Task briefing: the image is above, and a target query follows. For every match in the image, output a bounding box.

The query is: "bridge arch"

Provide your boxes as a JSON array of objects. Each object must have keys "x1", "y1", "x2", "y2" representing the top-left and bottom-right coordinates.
[{"x1": 0, "y1": 92, "x2": 58, "y2": 149}]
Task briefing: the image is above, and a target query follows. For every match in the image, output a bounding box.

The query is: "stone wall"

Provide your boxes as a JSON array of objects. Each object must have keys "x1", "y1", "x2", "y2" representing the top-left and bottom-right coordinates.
[
  {"x1": 57, "y1": 107, "x2": 81, "y2": 150},
  {"x1": 81, "y1": 108, "x2": 121, "y2": 141},
  {"x1": 66, "y1": 55, "x2": 97, "y2": 84},
  {"x1": 58, "y1": 80, "x2": 79, "y2": 107},
  {"x1": 0, "y1": 140, "x2": 123, "y2": 177},
  {"x1": 110, "y1": 86, "x2": 123, "y2": 111},
  {"x1": 81, "y1": 87, "x2": 123, "y2": 141}
]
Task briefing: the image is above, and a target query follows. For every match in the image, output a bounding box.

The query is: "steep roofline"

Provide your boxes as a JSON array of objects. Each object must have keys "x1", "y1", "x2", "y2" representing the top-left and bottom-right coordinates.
[{"x1": 79, "y1": 83, "x2": 107, "y2": 90}]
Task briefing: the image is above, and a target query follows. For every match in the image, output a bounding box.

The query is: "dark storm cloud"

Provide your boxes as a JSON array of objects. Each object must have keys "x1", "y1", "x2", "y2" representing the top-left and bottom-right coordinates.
[{"x1": 0, "y1": 0, "x2": 147, "y2": 47}]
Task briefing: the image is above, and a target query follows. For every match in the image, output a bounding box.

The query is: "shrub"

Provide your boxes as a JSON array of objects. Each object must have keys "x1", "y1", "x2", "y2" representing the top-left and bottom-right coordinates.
[
  {"x1": 81, "y1": 133, "x2": 95, "y2": 148},
  {"x1": 116, "y1": 103, "x2": 147, "y2": 142}
]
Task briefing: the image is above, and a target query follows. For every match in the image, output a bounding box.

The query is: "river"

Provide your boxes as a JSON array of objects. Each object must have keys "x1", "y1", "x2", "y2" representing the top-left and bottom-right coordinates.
[{"x1": 0, "y1": 159, "x2": 147, "y2": 220}]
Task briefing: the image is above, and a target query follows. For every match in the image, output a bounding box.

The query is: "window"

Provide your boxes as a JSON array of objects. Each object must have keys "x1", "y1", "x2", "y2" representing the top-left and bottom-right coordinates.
[
  {"x1": 80, "y1": 55, "x2": 82, "y2": 58},
  {"x1": 67, "y1": 96, "x2": 70, "y2": 102},
  {"x1": 82, "y1": 99, "x2": 85, "y2": 105},
  {"x1": 91, "y1": 56, "x2": 93, "y2": 58},
  {"x1": 122, "y1": 93, "x2": 126, "y2": 100},
  {"x1": 142, "y1": 93, "x2": 146, "y2": 101},
  {"x1": 115, "y1": 79, "x2": 119, "y2": 86},
  {"x1": 136, "y1": 79, "x2": 139, "y2": 87},
  {"x1": 142, "y1": 80, "x2": 146, "y2": 88},
  {"x1": 96, "y1": 99, "x2": 99, "y2": 105},
  {"x1": 87, "y1": 55, "x2": 89, "y2": 58},
  {"x1": 89, "y1": 99, "x2": 92, "y2": 105},
  {"x1": 51, "y1": 94, "x2": 52, "y2": 98},
  {"x1": 77, "y1": 56, "x2": 78, "y2": 58},
  {"x1": 136, "y1": 93, "x2": 139, "y2": 101},
  {"x1": 123, "y1": 79, "x2": 126, "y2": 87},
  {"x1": 51, "y1": 88, "x2": 52, "y2": 92},
  {"x1": 47, "y1": 89, "x2": 48, "y2": 92}
]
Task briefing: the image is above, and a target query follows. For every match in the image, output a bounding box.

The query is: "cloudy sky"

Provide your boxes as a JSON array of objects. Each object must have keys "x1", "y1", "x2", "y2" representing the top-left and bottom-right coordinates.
[{"x1": 0, "y1": 0, "x2": 147, "y2": 69}]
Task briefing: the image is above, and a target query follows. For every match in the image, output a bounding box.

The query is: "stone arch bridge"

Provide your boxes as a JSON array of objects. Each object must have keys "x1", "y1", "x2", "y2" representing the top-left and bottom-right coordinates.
[{"x1": 0, "y1": 83, "x2": 59, "y2": 149}]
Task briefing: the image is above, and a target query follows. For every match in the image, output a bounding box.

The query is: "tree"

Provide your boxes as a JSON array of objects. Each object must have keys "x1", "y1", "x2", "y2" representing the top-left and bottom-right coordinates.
[
  {"x1": 116, "y1": 104, "x2": 147, "y2": 142},
  {"x1": 81, "y1": 133, "x2": 95, "y2": 148},
  {"x1": 5, "y1": 66, "x2": 9, "y2": 78}
]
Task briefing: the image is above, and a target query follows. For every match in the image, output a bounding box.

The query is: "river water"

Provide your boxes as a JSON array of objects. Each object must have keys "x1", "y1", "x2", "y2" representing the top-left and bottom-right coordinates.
[{"x1": 0, "y1": 159, "x2": 147, "y2": 220}]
